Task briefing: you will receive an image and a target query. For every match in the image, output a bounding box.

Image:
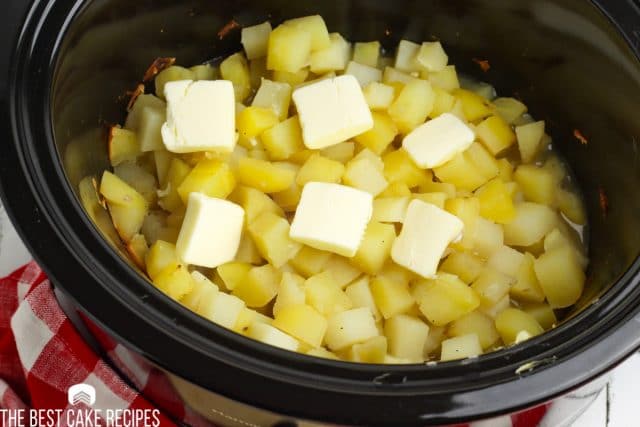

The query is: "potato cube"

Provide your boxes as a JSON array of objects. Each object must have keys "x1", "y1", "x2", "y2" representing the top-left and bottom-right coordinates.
[
  {"x1": 296, "y1": 154, "x2": 345, "y2": 186},
  {"x1": 237, "y1": 158, "x2": 295, "y2": 193},
  {"x1": 177, "y1": 160, "x2": 236, "y2": 203},
  {"x1": 216, "y1": 261, "x2": 251, "y2": 291},
  {"x1": 273, "y1": 272, "x2": 306, "y2": 317},
  {"x1": 394, "y1": 40, "x2": 421, "y2": 72},
  {"x1": 556, "y1": 189, "x2": 587, "y2": 225},
  {"x1": 108, "y1": 127, "x2": 139, "y2": 167},
  {"x1": 153, "y1": 264, "x2": 194, "y2": 301},
  {"x1": 267, "y1": 24, "x2": 312, "y2": 73},
  {"x1": 261, "y1": 116, "x2": 305, "y2": 161},
  {"x1": 247, "y1": 322, "x2": 299, "y2": 351},
  {"x1": 516, "y1": 121, "x2": 545, "y2": 163},
  {"x1": 272, "y1": 181, "x2": 302, "y2": 212},
  {"x1": 542, "y1": 154, "x2": 567, "y2": 184},
  {"x1": 237, "y1": 106, "x2": 279, "y2": 139},
  {"x1": 241, "y1": 21, "x2": 272, "y2": 60},
  {"x1": 373, "y1": 196, "x2": 410, "y2": 223},
  {"x1": 487, "y1": 245, "x2": 525, "y2": 278},
  {"x1": 466, "y1": 142, "x2": 500, "y2": 180},
  {"x1": 496, "y1": 158, "x2": 514, "y2": 182},
  {"x1": 453, "y1": 89, "x2": 492, "y2": 122},
  {"x1": 514, "y1": 165, "x2": 555, "y2": 206},
  {"x1": 272, "y1": 68, "x2": 310, "y2": 85},
  {"x1": 510, "y1": 253, "x2": 545, "y2": 303},
  {"x1": 322, "y1": 256, "x2": 362, "y2": 288},
  {"x1": 325, "y1": 307, "x2": 379, "y2": 351},
  {"x1": 348, "y1": 336, "x2": 387, "y2": 363},
  {"x1": 252, "y1": 79, "x2": 292, "y2": 120},
  {"x1": 343, "y1": 158, "x2": 389, "y2": 196},
  {"x1": 291, "y1": 246, "x2": 332, "y2": 277},
  {"x1": 220, "y1": 52, "x2": 251, "y2": 102},
  {"x1": 199, "y1": 291, "x2": 246, "y2": 330},
  {"x1": 441, "y1": 251, "x2": 485, "y2": 284},
  {"x1": 305, "y1": 271, "x2": 352, "y2": 316},
  {"x1": 321, "y1": 142, "x2": 355, "y2": 164},
  {"x1": 385, "y1": 315, "x2": 430, "y2": 361},
  {"x1": 363, "y1": 82, "x2": 396, "y2": 110},
  {"x1": 429, "y1": 87, "x2": 457, "y2": 118},
  {"x1": 100, "y1": 171, "x2": 149, "y2": 242},
  {"x1": 472, "y1": 217, "x2": 504, "y2": 258},
  {"x1": 248, "y1": 211, "x2": 302, "y2": 267},
  {"x1": 475, "y1": 115, "x2": 516, "y2": 156},
  {"x1": 370, "y1": 276, "x2": 414, "y2": 319},
  {"x1": 503, "y1": 202, "x2": 557, "y2": 246},
  {"x1": 345, "y1": 61, "x2": 382, "y2": 87},
  {"x1": 126, "y1": 93, "x2": 165, "y2": 131},
  {"x1": 475, "y1": 178, "x2": 516, "y2": 224},
  {"x1": 114, "y1": 161, "x2": 157, "y2": 205},
  {"x1": 158, "y1": 158, "x2": 191, "y2": 212},
  {"x1": 434, "y1": 151, "x2": 488, "y2": 192},
  {"x1": 345, "y1": 276, "x2": 381, "y2": 321},
  {"x1": 495, "y1": 308, "x2": 544, "y2": 345},
  {"x1": 182, "y1": 271, "x2": 219, "y2": 311},
  {"x1": 382, "y1": 149, "x2": 431, "y2": 189},
  {"x1": 427, "y1": 65, "x2": 460, "y2": 92},
  {"x1": 415, "y1": 273, "x2": 480, "y2": 326},
  {"x1": 353, "y1": 41, "x2": 380, "y2": 67},
  {"x1": 354, "y1": 112, "x2": 398, "y2": 155},
  {"x1": 284, "y1": 15, "x2": 331, "y2": 51},
  {"x1": 445, "y1": 196, "x2": 480, "y2": 251},
  {"x1": 416, "y1": 41, "x2": 448, "y2": 72},
  {"x1": 310, "y1": 33, "x2": 351, "y2": 74},
  {"x1": 229, "y1": 186, "x2": 283, "y2": 225},
  {"x1": 381, "y1": 182, "x2": 412, "y2": 198},
  {"x1": 235, "y1": 233, "x2": 263, "y2": 264},
  {"x1": 273, "y1": 304, "x2": 328, "y2": 348},
  {"x1": 448, "y1": 311, "x2": 500, "y2": 350},
  {"x1": 388, "y1": 79, "x2": 435, "y2": 134},
  {"x1": 146, "y1": 240, "x2": 179, "y2": 280},
  {"x1": 534, "y1": 246, "x2": 585, "y2": 308},
  {"x1": 523, "y1": 303, "x2": 557, "y2": 329},
  {"x1": 493, "y1": 97, "x2": 527, "y2": 124},
  {"x1": 471, "y1": 268, "x2": 513, "y2": 310},
  {"x1": 154, "y1": 66, "x2": 194, "y2": 100},
  {"x1": 232, "y1": 264, "x2": 280, "y2": 307},
  {"x1": 352, "y1": 221, "x2": 396, "y2": 275},
  {"x1": 306, "y1": 347, "x2": 340, "y2": 359},
  {"x1": 248, "y1": 58, "x2": 266, "y2": 89},
  {"x1": 440, "y1": 334, "x2": 482, "y2": 361}
]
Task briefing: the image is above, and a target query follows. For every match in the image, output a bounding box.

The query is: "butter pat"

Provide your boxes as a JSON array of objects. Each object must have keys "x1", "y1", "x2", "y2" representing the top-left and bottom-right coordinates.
[
  {"x1": 161, "y1": 80, "x2": 235, "y2": 153},
  {"x1": 176, "y1": 192, "x2": 244, "y2": 268},
  {"x1": 391, "y1": 200, "x2": 464, "y2": 279},
  {"x1": 402, "y1": 113, "x2": 475, "y2": 169},
  {"x1": 290, "y1": 182, "x2": 373, "y2": 257},
  {"x1": 292, "y1": 75, "x2": 373, "y2": 149}
]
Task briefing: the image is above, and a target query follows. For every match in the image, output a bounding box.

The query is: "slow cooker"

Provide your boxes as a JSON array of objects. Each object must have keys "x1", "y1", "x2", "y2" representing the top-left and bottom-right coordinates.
[{"x1": 2, "y1": 0, "x2": 640, "y2": 425}]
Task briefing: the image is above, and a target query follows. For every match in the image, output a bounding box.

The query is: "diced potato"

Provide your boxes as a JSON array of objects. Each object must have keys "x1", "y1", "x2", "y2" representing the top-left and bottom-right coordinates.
[
  {"x1": 429, "y1": 87, "x2": 457, "y2": 118},
  {"x1": 534, "y1": 246, "x2": 585, "y2": 308},
  {"x1": 232, "y1": 264, "x2": 280, "y2": 307},
  {"x1": 381, "y1": 182, "x2": 412, "y2": 198},
  {"x1": 267, "y1": 24, "x2": 312, "y2": 73},
  {"x1": 353, "y1": 147, "x2": 384, "y2": 170},
  {"x1": 385, "y1": 315, "x2": 430, "y2": 361},
  {"x1": 509, "y1": 252, "x2": 545, "y2": 303},
  {"x1": 523, "y1": 303, "x2": 557, "y2": 329},
  {"x1": 448, "y1": 311, "x2": 500, "y2": 350},
  {"x1": 284, "y1": 15, "x2": 331, "y2": 51},
  {"x1": 383, "y1": 149, "x2": 431, "y2": 189},
  {"x1": 495, "y1": 308, "x2": 544, "y2": 345},
  {"x1": 441, "y1": 251, "x2": 484, "y2": 284},
  {"x1": 272, "y1": 68, "x2": 310, "y2": 86},
  {"x1": 423, "y1": 324, "x2": 446, "y2": 357},
  {"x1": 503, "y1": 202, "x2": 557, "y2": 246},
  {"x1": 388, "y1": 79, "x2": 435, "y2": 134},
  {"x1": 325, "y1": 307, "x2": 379, "y2": 351},
  {"x1": 290, "y1": 245, "x2": 332, "y2": 277},
  {"x1": 108, "y1": 127, "x2": 139, "y2": 167},
  {"x1": 353, "y1": 41, "x2": 380, "y2": 67},
  {"x1": 471, "y1": 268, "x2": 513, "y2": 310},
  {"x1": 188, "y1": 64, "x2": 217, "y2": 81},
  {"x1": 412, "y1": 192, "x2": 447, "y2": 209},
  {"x1": 445, "y1": 197, "x2": 480, "y2": 251},
  {"x1": 306, "y1": 347, "x2": 340, "y2": 360},
  {"x1": 273, "y1": 304, "x2": 327, "y2": 348},
  {"x1": 235, "y1": 233, "x2": 263, "y2": 264},
  {"x1": 249, "y1": 211, "x2": 302, "y2": 267},
  {"x1": 416, "y1": 41, "x2": 448, "y2": 72},
  {"x1": 371, "y1": 276, "x2": 414, "y2": 319},
  {"x1": 343, "y1": 158, "x2": 388, "y2": 196},
  {"x1": 321, "y1": 142, "x2": 355, "y2": 164},
  {"x1": 492, "y1": 97, "x2": 527, "y2": 124},
  {"x1": 237, "y1": 158, "x2": 295, "y2": 193},
  {"x1": 220, "y1": 52, "x2": 251, "y2": 102},
  {"x1": 237, "y1": 106, "x2": 279, "y2": 139},
  {"x1": 516, "y1": 121, "x2": 545, "y2": 163},
  {"x1": 427, "y1": 65, "x2": 460, "y2": 92},
  {"x1": 310, "y1": 33, "x2": 351, "y2": 73},
  {"x1": 496, "y1": 158, "x2": 514, "y2": 182},
  {"x1": 125, "y1": 93, "x2": 166, "y2": 130},
  {"x1": 466, "y1": 143, "x2": 500, "y2": 181},
  {"x1": 462, "y1": 79, "x2": 496, "y2": 100},
  {"x1": 415, "y1": 273, "x2": 480, "y2": 326},
  {"x1": 216, "y1": 261, "x2": 251, "y2": 291},
  {"x1": 177, "y1": 160, "x2": 236, "y2": 203},
  {"x1": 345, "y1": 276, "x2": 381, "y2": 321},
  {"x1": 487, "y1": 245, "x2": 525, "y2": 278},
  {"x1": 261, "y1": 116, "x2": 305, "y2": 161},
  {"x1": 472, "y1": 217, "x2": 504, "y2": 258},
  {"x1": 322, "y1": 256, "x2": 362, "y2": 288},
  {"x1": 354, "y1": 112, "x2": 398, "y2": 154},
  {"x1": 440, "y1": 334, "x2": 482, "y2": 361},
  {"x1": 158, "y1": 158, "x2": 191, "y2": 212},
  {"x1": 305, "y1": 271, "x2": 352, "y2": 316},
  {"x1": 363, "y1": 82, "x2": 396, "y2": 110},
  {"x1": 182, "y1": 271, "x2": 218, "y2": 311},
  {"x1": 352, "y1": 222, "x2": 396, "y2": 275},
  {"x1": 100, "y1": 171, "x2": 149, "y2": 242},
  {"x1": 154, "y1": 151, "x2": 173, "y2": 188},
  {"x1": 199, "y1": 289, "x2": 246, "y2": 330},
  {"x1": 114, "y1": 161, "x2": 157, "y2": 205},
  {"x1": 153, "y1": 264, "x2": 194, "y2": 301},
  {"x1": 453, "y1": 89, "x2": 492, "y2": 122},
  {"x1": 345, "y1": 61, "x2": 382, "y2": 87},
  {"x1": 475, "y1": 115, "x2": 516, "y2": 156},
  {"x1": 252, "y1": 79, "x2": 292, "y2": 120},
  {"x1": 348, "y1": 336, "x2": 387, "y2": 363},
  {"x1": 246, "y1": 322, "x2": 299, "y2": 351},
  {"x1": 272, "y1": 180, "x2": 302, "y2": 212},
  {"x1": 273, "y1": 272, "x2": 306, "y2": 316},
  {"x1": 249, "y1": 58, "x2": 267, "y2": 89},
  {"x1": 556, "y1": 188, "x2": 587, "y2": 225},
  {"x1": 373, "y1": 197, "x2": 410, "y2": 223},
  {"x1": 514, "y1": 165, "x2": 555, "y2": 206},
  {"x1": 434, "y1": 152, "x2": 487, "y2": 192},
  {"x1": 229, "y1": 187, "x2": 283, "y2": 227},
  {"x1": 475, "y1": 178, "x2": 516, "y2": 224},
  {"x1": 296, "y1": 154, "x2": 345, "y2": 186},
  {"x1": 542, "y1": 154, "x2": 567, "y2": 184},
  {"x1": 394, "y1": 40, "x2": 421, "y2": 72},
  {"x1": 241, "y1": 21, "x2": 272, "y2": 59},
  {"x1": 145, "y1": 240, "x2": 179, "y2": 280},
  {"x1": 154, "y1": 66, "x2": 194, "y2": 99}
]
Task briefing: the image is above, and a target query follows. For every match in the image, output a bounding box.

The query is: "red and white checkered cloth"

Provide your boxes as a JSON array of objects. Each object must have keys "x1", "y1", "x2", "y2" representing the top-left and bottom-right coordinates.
[{"x1": 0, "y1": 262, "x2": 550, "y2": 427}]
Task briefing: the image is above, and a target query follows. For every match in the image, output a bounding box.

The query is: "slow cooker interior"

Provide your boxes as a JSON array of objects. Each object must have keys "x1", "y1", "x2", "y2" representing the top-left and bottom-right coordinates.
[{"x1": 54, "y1": 0, "x2": 640, "y2": 332}]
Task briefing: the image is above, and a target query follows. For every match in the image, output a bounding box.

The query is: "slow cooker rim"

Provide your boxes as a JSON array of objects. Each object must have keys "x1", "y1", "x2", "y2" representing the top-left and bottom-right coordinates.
[{"x1": 1, "y1": 0, "x2": 640, "y2": 425}]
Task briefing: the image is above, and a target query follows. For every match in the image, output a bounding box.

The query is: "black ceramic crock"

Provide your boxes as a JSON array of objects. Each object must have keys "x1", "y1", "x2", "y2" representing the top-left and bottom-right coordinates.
[{"x1": 2, "y1": 0, "x2": 640, "y2": 425}]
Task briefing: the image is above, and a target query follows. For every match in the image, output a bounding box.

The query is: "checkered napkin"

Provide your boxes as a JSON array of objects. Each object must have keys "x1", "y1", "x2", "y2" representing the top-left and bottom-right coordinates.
[{"x1": 0, "y1": 262, "x2": 549, "y2": 427}]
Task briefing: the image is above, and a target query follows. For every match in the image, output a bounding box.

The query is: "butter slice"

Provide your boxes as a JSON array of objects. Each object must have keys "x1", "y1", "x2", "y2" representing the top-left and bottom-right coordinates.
[
  {"x1": 290, "y1": 182, "x2": 373, "y2": 257},
  {"x1": 161, "y1": 80, "x2": 235, "y2": 153},
  {"x1": 176, "y1": 192, "x2": 244, "y2": 268},
  {"x1": 402, "y1": 113, "x2": 475, "y2": 169},
  {"x1": 391, "y1": 199, "x2": 464, "y2": 279},
  {"x1": 292, "y1": 75, "x2": 373, "y2": 149}
]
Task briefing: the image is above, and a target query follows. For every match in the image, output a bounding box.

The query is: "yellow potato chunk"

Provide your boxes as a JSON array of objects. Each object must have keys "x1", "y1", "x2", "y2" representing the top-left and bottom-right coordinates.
[
  {"x1": 248, "y1": 211, "x2": 302, "y2": 267},
  {"x1": 108, "y1": 127, "x2": 139, "y2": 167},
  {"x1": 290, "y1": 246, "x2": 332, "y2": 277},
  {"x1": 284, "y1": 15, "x2": 331, "y2": 51},
  {"x1": 440, "y1": 334, "x2": 482, "y2": 361},
  {"x1": 383, "y1": 149, "x2": 431, "y2": 188},
  {"x1": 510, "y1": 253, "x2": 545, "y2": 303},
  {"x1": 534, "y1": 246, "x2": 585, "y2": 308},
  {"x1": 475, "y1": 115, "x2": 516, "y2": 156},
  {"x1": 199, "y1": 289, "x2": 246, "y2": 330},
  {"x1": 232, "y1": 264, "x2": 280, "y2": 307},
  {"x1": 427, "y1": 65, "x2": 460, "y2": 92},
  {"x1": 348, "y1": 336, "x2": 387, "y2": 363},
  {"x1": 388, "y1": 79, "x2": 435, "y2": 134},
  {"x1": 272, "y1": 68, "x2": 310, "y2": 85},
  {"x1": 154, "y1": 66, "x2": 194, "y2": 100},
  {"x1": 325, "y1": 307, "x2": 379, "y2": 351},
  {"x1": 176, "y1": 160, "x2": 236, "y2": 203},
  {"x1": 310, "y1": 33, "x2": 350, "y2": 74},
  {"x1": 153, "y1": 264, "x2": 194, "y2": 301},
  {"x1": 345, "y1": 276, "x2": 381, "y2": 321},
  {"x1": 523, "y1": 303, "x2": 558, "y2": 330},
  {"x1": 247, "y1": 322, "x2": 299, "y2": 351},
  {"x1": 516, "y1": 121, "x2": 545, "y2": 163},
  {"x1": 453, "y1": 89, "x2": 492, "y2": 122},
  {"x1": 471, "y1": 269, "x2": 513, "y2": 311},
  {"x1": 252, "y1": 78, "x2": 292, "y2": 120},
  {"x1": 145, "y1": 240, "x2": 179, "y2": 280},
  {"x1": 363, "y1": 82, "x2": 396, "y2": 111},
  {"x1": 158, "y1": 158, "x2": 191, "y2": 212},
  {"x1": 321, "y1": 142, "x2": 355, "y2": 164},
  {"x1": 322, "y1": 256, "x2": 362, "y2": 288},
  {"x1": 445, "y1": 197, "x2": 480, "y2": 251},
  {"x1": 273, "y1": 272, "x2": 306, "y2": 316},
  {"x1": 495, "y1": 308, "x2": 544, "y2": 345},
  {"x1": 441, "y1": 252, "x2": 485, "y2": 284},
  {"x1": 354, "y1": 112, "x2": 398, "y2": 154},
  {"x1": 492, "y1": 97, "x2": 527, "y2": 124},
  {"x1": 343, "y1": 157, "x2": 388, "y2": 197},
  {"x1": 273, "y1": 304, "x2": 327, "y2": 348},
  {"x1": 372, "y1": 196, "x2": 410, "y2": 223},
  {"x1": 412, "y1": 192, "x2": 447, "y2": 209},
  {"x1": 475, "y1": 178, "x2": 516, "y2": 224},
  {"x1": 305, "y1": 271, "x2": 352, "y2": 316},
  {"x1": 472, "y1": 218, "x2": 504, "y2": 258},
  {"x1": 352, "y1": 221, "x2": 396, "y2": 275},
  {"x1": 296, "y1": 154, "x2": 345, "y2": 186},
  {"x1": 556, "y1": 188, "x2": 587, "y2": 225},
  {"x1": 267, "y1": 24, "x2": 312, "y2": 72},
  {"x1": 448, "y1": 311, "x2": 500, "y2": 350},
  {"x1": 353, "y1": 41, "x2": 381, "y2": 67},
  {"x1": 237, "y1": 158, "x2": 295, "y2": 193},
  {"x1": 100, "y1": 171, "x2": 149, "y2": 242},
  {"x1": 220, "y1": 52, "x2": 251, "y2": 102},
  {"x1": 429, "y1": 87, "x2": 457, "y2": 118},
  {"x1": 385, "y1": 314, "x2": 430, "y2": 361},
  {"x1": 237, "y1": 106, "x2": 279, "y2": 139},
  {"x1": 514, "y1": 165, "x2": 555, "y2": 206},
  {"x1": 370, "y1": 276, "x2": 414, "y2": 319},
  {"x1": 415, "y1": 273, "x2": 480, "y2": 326},
  {"x1": 215, "y1": 261, "x2": 251, "y2": 291},
  {"x1": 261, "y1": 116, "x2": 305, "y2": 161},
  {"x1": 503, "y1": 202, "x2": 557, "y2": 247},
  {"x1": 229, "y1": 186, "x2": 284, "y2": 225}
]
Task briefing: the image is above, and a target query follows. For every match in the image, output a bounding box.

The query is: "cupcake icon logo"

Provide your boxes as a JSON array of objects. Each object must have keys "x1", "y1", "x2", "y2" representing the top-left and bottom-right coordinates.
[{"x1": 68, "y1": 383, "x2": 96, "y2": 406}]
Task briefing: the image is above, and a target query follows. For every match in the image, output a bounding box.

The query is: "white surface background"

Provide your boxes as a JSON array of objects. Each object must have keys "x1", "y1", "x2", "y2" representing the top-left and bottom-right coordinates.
[{"x1": 0, "y1": 199, "x2": 637, "y2": 426}]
